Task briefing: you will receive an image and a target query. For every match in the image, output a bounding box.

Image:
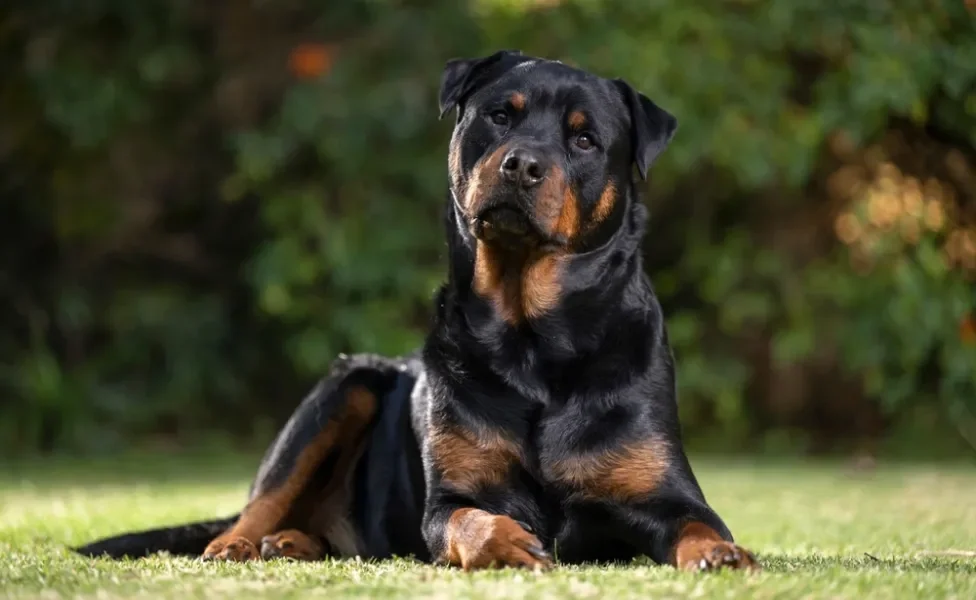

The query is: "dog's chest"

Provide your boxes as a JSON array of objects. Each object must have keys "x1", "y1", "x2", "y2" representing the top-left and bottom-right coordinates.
[{"x1": 530, "y1": 399, "x2": 634, "y2": 491}]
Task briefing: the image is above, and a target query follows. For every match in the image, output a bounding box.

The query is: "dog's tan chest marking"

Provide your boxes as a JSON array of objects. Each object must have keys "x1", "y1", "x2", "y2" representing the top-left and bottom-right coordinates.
[
  {"x1": 428, "y1": 425, "x2": 522, "y2": 494},
  {"x1": 473, "y1": 242, "x2": 567, "y2": 324},
  {"x1": 543, "y1": 437, "x2": 671, "y2": 502}
]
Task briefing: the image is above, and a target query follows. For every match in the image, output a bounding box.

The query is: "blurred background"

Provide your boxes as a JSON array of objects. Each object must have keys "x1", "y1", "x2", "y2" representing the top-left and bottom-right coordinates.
[{"x1": 1, "y1": 1, "x2": 974, "y2": 460}]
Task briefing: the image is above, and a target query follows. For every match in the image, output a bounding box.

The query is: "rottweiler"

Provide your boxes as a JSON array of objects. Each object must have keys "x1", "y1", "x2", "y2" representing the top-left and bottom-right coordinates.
[{"x1": 76, "y1": 50, "x2": 758, "y2": 572}]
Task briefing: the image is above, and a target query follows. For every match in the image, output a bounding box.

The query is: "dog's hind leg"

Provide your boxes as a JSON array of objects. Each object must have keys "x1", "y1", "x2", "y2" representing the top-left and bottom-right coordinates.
[
  {"x1": 202, "y1": 359, "x2": 395, "y2": 562},
  {"x1": 258, "y1": 529, "x2": 327, "y2": 561}
]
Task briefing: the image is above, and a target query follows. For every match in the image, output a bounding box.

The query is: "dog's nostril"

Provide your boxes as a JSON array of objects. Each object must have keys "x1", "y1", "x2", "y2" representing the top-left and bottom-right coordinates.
[
  {"x1": 502, "y1": 155, "x2": 520, "y2": 172},
  {"x1": 525, "y1": 161, "x2": 543, "y2": 181}
]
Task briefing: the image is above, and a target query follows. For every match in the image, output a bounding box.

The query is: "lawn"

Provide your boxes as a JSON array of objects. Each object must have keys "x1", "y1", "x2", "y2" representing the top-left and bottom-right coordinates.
[{"x1": 1, "y1": 451, "x2": 975, "y2": 599}]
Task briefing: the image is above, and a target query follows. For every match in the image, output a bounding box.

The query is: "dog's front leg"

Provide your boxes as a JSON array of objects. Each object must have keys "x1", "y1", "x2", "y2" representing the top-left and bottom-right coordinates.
[
  {"x1": 547, "y1": 435, "x2": 759, "y2": 571},
  {"x1": 610, "y1": 495, "x2": 760, "y2": 572},
  {"x1": 423, "y1": 503, "x2": 551, "y2": 571},
  {"x1": 419, "y1": 420, "x2": 551, "y2": 571}
]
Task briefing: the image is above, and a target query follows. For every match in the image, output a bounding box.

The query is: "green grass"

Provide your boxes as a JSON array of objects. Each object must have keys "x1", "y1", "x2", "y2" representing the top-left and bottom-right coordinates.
[{"x1": 2, "y1": 452, "x2": 975, "y2": 599}]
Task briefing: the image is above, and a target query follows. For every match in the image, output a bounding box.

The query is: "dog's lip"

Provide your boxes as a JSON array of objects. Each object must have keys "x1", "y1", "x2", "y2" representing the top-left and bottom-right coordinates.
[
  {"x1": 474, "y1": 201, "x2": 528, "y2": 222},
  {"x1": 470, "y1": 202, "x2": 572, "y2": 249},
  {"x1": 474, "y1": 205, "x2": 533, "y2": 237}
]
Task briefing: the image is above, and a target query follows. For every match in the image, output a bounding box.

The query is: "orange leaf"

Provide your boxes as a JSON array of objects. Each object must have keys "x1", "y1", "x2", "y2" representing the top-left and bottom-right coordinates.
[
  {"x1": 961, "y1": 315, "x2": 976, "y2": 345},
  {"x1": 288, "y1": 43, "x2": 336, "y2": 80}
]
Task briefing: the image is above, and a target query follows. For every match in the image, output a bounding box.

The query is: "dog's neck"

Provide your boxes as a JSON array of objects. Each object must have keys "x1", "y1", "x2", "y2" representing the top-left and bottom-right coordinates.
[{"x1": 432, "y1": 183, "x2": 662, "y2": 392}]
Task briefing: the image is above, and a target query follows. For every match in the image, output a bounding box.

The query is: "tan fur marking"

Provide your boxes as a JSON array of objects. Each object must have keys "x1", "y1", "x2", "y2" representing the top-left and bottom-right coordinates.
[
  {"x1": 553, "y1": 187, "x2": 580, "y2": 240},
  {"x1": 534, "y1": 165, "x2": 578, "y2": 242},
  {"x1": 448, "y1": 134, "x2": 463, "y2": 191},
  {"x1": 510, "y1": 92, "x2": 526, "y2": 111},
  {"x1": 473, "y1": 242, "x2": 566, "y2": 324},
  {"x1": 444, "y1": 508, "x2": 550, "y2": 570},
  {"x1": 308, "y1": 385, "x2": 375, "y2": 557},
  {"x1": 464, "y1": 146, "x2": 508, "y2": 216},
  {"x1": 429, "y1": 426, "x2": 521, "y2": 494},
  {"x1": 203, "y1": 386, "x2": 377, "y2": 560},
  {"x1": 201, "y1": 537, "x2": 259, "y2": 562},
  {"x1": 260, "y1": 529, "x2": 325, "y2": 561},
  {"x1": 568, "y1": 110, "x2": 586, "y2": 129},
  {"x1": 473, "y1": 240, "x2": 519, "y2": 324},
  {"x1": 522, "y1": 253, "x2": 565, "y2": 319},
  {"x1": 670, "y1": 522, "x2": 724, "y2": 566},
  {"x1": 468, "y1": 152, "x2": 571, "y2": 323},
  {"x1": 549, "y1": 437, "x2": 671, "y2": 502},
  {"x1": 465, "y1": 162, "x2": 485, "y2": 215},
  {"x1": 534, "y1": 165, "x2": 566, "y2": 228},
  {"x1": 670, "y1": 522, "x2": 760, "y2": 571},
  {"x1": 592, "y1": 181, "x2": 616, "y2": 225}
]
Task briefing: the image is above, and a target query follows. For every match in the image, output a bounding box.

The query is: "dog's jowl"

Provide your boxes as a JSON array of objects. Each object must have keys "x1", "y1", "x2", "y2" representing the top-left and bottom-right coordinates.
[{"x1": 74, "y1": 50, "x2": 758, "y2": 573}]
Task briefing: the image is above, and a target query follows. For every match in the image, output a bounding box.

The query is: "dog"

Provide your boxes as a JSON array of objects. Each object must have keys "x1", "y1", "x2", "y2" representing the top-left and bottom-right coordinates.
[{"x1": 75, "y1": 50, "x2": 758, "y2": 572}]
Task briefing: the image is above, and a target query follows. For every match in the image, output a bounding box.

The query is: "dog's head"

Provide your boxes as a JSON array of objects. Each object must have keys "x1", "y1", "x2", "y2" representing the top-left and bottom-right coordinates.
[{"x1": 440, "y1": 50, "x2": 676, "y2": 253}]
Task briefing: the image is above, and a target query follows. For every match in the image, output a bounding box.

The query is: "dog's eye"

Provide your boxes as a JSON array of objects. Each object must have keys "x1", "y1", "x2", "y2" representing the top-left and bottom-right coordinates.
[
  {"x1": 489, "y1": 110, "x2": 510, "y2": 126},
  {"x1": 575, "y1": 133, "x2": 595, "y2": 150}
]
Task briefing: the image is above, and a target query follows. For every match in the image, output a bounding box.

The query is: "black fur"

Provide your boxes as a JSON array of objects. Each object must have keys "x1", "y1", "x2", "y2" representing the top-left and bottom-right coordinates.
[
  {"x1": 420, "y1": 51, "x2": 732, "y2": 565},
  {"x1": 74, "y1": 516, "x2": 238, "y2": 559}
]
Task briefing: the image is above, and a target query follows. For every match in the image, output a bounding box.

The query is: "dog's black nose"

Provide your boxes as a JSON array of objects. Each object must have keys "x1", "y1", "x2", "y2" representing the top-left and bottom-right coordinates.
[{"x1": 500, "y1": 148, "x2": 546, "y2": 188}]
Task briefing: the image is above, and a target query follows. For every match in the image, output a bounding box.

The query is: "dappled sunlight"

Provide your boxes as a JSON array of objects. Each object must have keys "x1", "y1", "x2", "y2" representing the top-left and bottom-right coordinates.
[{"x1": 830, "y1": 154, "x2": 975, "y2": 277}]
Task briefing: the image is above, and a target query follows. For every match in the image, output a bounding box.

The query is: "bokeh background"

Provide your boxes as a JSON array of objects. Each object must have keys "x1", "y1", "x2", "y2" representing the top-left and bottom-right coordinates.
[{"x1": 2, "y1": 1, "x2": 975, "y2": 460}]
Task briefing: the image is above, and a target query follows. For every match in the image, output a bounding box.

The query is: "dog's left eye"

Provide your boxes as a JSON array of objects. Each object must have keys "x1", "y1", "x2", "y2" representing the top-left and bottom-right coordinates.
[
  {"x1": 490, "y1": 110, "x2": 510, "y2": 126},
  {"x1": 575, "y1": 133, "x2": 596, "y2": 150}
]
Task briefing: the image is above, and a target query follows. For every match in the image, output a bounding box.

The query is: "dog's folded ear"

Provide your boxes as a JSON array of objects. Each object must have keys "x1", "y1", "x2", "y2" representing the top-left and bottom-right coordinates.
[
  {"x1": 439, "y1": 50, "x2": 524, "y2": 120},
  {"x1": 614, "y1": 80, "x2": 678, "y2": 180}
]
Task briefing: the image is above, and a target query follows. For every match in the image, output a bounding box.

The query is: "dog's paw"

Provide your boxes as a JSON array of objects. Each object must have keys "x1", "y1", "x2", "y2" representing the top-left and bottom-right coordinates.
[
  {"x1": 679, "y1": 540, "x2": 759, "y2": 572},
  {"x1": 447, "y1": 509, "x2": 553, "y2": 571},
  {"x1": 260, "y1": 530, "x2": 325, "y2": 561},
  {"x1": 201, "y1": 536, "x2": 259, "y2": 562}
]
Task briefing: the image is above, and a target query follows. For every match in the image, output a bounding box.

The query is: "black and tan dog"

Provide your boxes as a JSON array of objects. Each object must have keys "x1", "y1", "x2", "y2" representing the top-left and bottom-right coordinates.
[{"x1": 76, "y1": 50, "x2": 758, "y2": 572}]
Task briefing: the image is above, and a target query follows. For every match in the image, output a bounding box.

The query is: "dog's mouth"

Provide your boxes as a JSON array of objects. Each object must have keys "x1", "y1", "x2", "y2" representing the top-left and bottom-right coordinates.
[
  {"x1": 474, "y1": 205, "x2": 531, "y2": 236},
  {"x1": 470, "y1": 203, "x2": 550, "y2": 249}
]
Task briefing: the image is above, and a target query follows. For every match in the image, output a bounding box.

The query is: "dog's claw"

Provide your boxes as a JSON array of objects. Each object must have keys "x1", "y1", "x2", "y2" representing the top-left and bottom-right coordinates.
[
  {"x1": 525, "y1": 544, "x2": 550, "y2": 561},
  {"x1": 514, "y1": 520, "x2": 534, "y2": 534}
]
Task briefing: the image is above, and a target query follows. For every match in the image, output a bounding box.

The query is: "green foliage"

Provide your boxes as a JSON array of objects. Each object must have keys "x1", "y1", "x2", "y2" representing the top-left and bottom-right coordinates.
[{"x1": 1, "y1": 0, "x2": 974, "y2": 453}]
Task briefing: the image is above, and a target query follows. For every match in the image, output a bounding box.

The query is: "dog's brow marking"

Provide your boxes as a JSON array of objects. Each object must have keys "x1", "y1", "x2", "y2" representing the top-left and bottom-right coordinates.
[
  {"x1": 510, "y1": 92, "x2": 526, "y2": 111},
  {"x1": 568, "y1": 111, "x2": 586, "y2": 129}
]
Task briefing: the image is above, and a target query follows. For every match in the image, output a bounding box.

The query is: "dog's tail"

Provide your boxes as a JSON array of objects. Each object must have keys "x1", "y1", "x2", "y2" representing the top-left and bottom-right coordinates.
[{"x1": 73, "y1": 514, "x2": 239, "y2": 559}]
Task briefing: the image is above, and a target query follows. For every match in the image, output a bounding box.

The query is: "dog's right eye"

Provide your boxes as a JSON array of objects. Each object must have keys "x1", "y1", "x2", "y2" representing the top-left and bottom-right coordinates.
[{"x1": 489, "y1": 110, "x2": 510, "y2": 126}]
